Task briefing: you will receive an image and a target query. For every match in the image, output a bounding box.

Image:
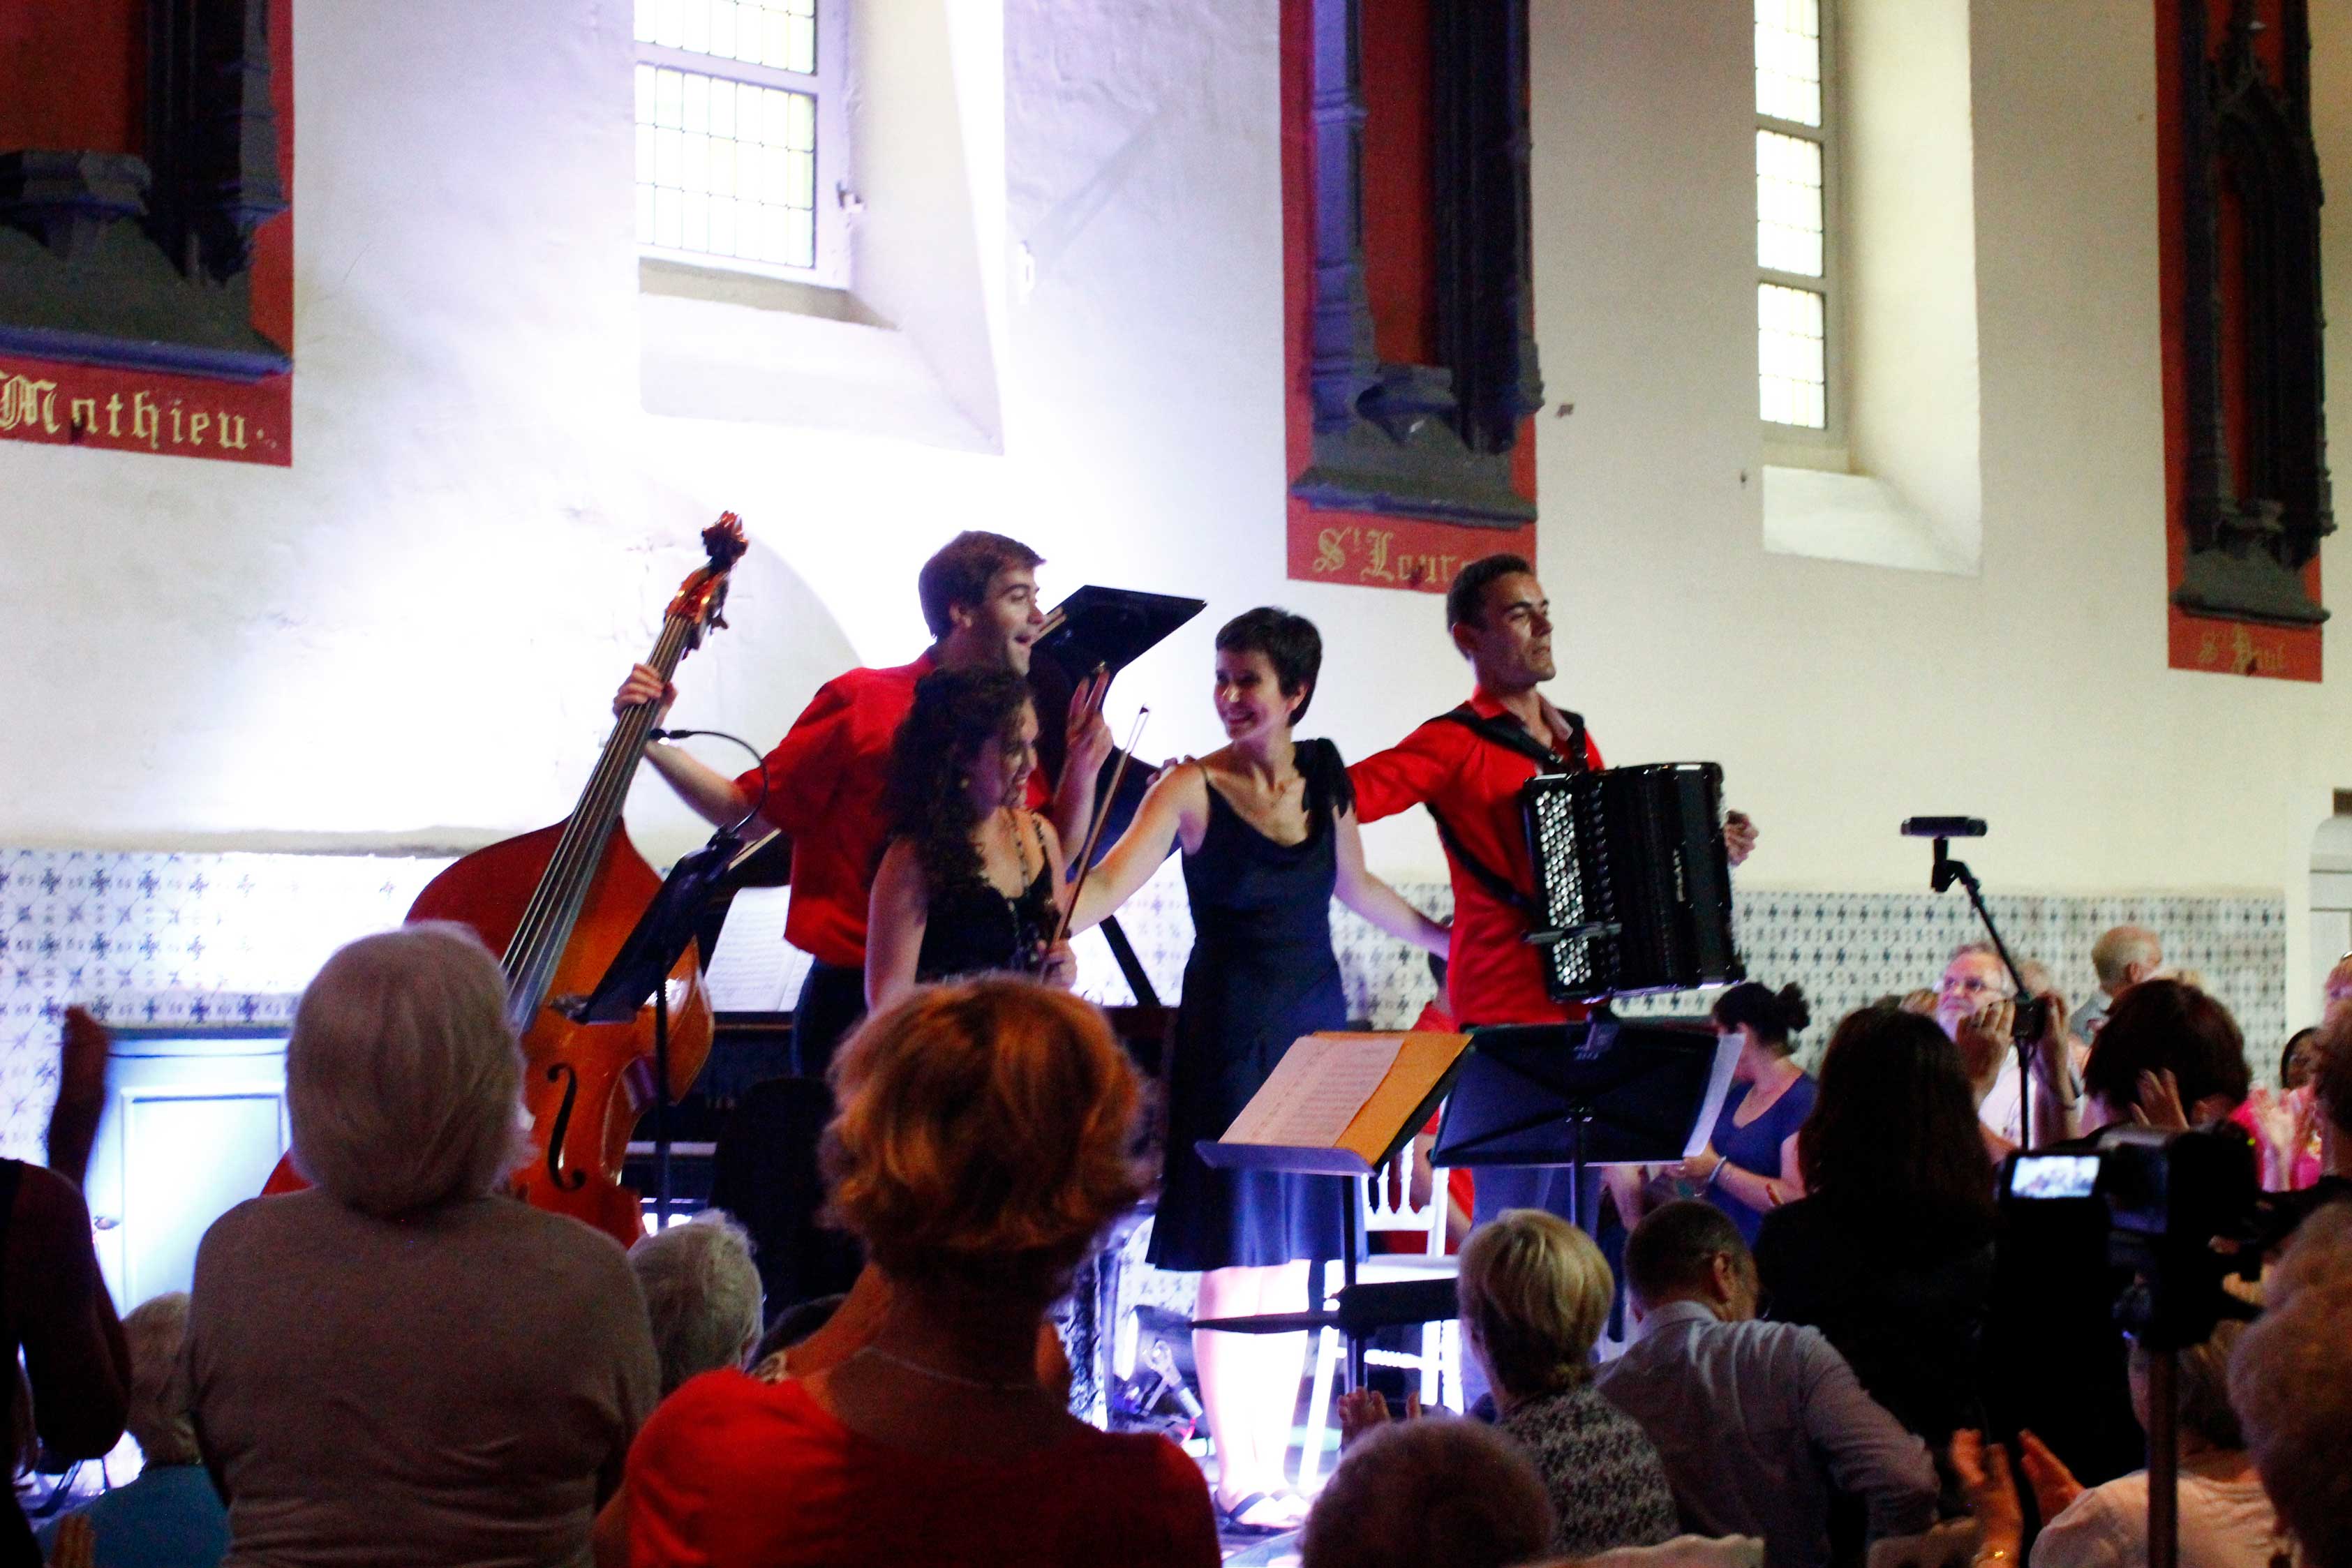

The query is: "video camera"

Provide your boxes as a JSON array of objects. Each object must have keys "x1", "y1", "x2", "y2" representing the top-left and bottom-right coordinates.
[{"x1": 2002, "y1": 1123, "x2": 2284, "y2": 1350}]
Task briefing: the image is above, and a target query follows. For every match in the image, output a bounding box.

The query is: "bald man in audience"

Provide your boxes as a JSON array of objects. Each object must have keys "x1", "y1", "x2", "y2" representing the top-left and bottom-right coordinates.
[{"x1": 2069, "y1": 925, "x2": 2163, "y2": 1043}]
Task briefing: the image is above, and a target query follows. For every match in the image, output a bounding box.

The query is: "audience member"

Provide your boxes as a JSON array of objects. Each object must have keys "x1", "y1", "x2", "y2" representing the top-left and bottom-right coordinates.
[
  {"x1": 1300, "y1": 1418, "x2": 1554, "y2": 1568},
  {"x1": 2279, "y1": 1026, "x2": 2319, "y2": 1091},
  {"x1": 1600, "y1": 1202, "x2": 1937, "y2": 1568},
  {"x1": 1965, "y1": 1322, "x2": 2282, "y2": 1568},
  {"x1": 2069, "y1": 926, "x2": 2162, "y2": 1043},
  {"x1": 2325, "y1": 954, "x2": 2352, "y2": 1028},
  {"x1": 36, "y1": 1294, "x2": 228, "y2": 1568},
  {"x1": 186, "y1": 925, "x2": 658, "y2": 1568},
  {"x1": 4, "y1": 1008, "x2": 130, "y2": 1568},
  {"x1": 1935, "y1": 945, "x2": 2071, "y2": 1153},
  {"x1": 2228, "y1": 1205, "x2": 2352, "y2": 1568},
  {"x1": 1677, "y1": 984, "x2": 1815, "y2": 1246},
  {"x1": 1983, "y1": 979, "x2": 2254, "y2": 1489},
  {"x1": 626, "y1": 979, "x2": 1217, "y2": 1567},
  {"x1": 630, "y1": 1211, "x2": 763, "y2": 1397},
  {"x1": 1452, "y1": 1210, "x2": 1678, "y2": 1558},
  {"x1": 1756, "y1": 1006, "x2": 1997, "y2": 1449}
]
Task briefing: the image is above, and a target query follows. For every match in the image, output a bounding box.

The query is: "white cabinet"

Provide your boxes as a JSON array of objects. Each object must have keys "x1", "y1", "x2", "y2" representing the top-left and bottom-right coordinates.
[{"x1": 82, "y1": 1027, "x2": 290, "y2": 1311}]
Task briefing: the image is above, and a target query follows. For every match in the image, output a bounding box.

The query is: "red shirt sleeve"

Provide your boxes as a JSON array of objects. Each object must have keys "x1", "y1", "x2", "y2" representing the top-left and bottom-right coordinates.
[
  {"x1": 1348, "y1": 719, "x2": 1473, "y2": 825},
  {"x1": 732, "y1": 679, "x2": 857, "y2": 839}
]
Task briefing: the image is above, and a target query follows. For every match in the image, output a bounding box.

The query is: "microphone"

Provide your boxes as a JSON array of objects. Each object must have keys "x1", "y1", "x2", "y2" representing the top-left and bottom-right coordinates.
[{"x1": 1901, "y1": 816, "x2": 1988, "y2": 838}]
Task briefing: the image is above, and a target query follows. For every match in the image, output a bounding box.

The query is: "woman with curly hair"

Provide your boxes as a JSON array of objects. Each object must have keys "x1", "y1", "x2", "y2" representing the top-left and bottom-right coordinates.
[{"x1": 865, "y1": 667, "x2": 1076, "y2": 1010}]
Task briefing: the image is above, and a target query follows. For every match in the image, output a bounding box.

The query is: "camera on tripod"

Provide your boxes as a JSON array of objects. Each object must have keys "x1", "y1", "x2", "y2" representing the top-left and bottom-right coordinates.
[{"x1": 2002, "y1": 1123, "x2": 2270, "y2": 1349}]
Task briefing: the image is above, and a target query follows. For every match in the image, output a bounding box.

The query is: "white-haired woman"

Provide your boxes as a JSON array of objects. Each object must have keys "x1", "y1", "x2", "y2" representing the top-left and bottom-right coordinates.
[
  {"x1": 37, "y1": 1292, "x2": 226, "y2": 1568},
  {"x1": 629, "y1": 1210, "x2": 763, "y2": 1398},
  {"x1": 186, "y1": 925, "x2": 658, "y2": 1568}
]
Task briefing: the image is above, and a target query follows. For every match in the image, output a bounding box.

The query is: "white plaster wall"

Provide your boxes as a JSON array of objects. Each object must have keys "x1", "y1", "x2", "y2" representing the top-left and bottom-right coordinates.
[{"x1": 4, "y1": 0, "x2": 2351, "y2": 1019}]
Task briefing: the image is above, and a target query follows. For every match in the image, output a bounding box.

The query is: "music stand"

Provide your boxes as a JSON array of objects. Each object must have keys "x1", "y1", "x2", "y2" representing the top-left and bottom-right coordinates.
[
  {"x1": 567, "y1": 827, "x2": 743, "y2": 1227},
  {"x1": 1430, "y1": 1015, "x2": 1740, "y2": 1230},
  {"x1": 1190, "y1": 1033, "x2": 1475, "y2": 1391}
]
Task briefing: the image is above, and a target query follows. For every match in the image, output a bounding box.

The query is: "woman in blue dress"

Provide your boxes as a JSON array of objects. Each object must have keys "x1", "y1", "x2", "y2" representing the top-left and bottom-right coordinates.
[
  {"x1": 1679, "y1": 981, "x2": 1817, "y2": 1243},
  {"x1": 1070, "y1": 608, "x2": 1448, "y2": 1533}
]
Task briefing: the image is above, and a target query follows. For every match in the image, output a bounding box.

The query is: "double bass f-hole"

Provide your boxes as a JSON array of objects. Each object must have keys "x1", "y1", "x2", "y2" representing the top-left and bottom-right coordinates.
[{"x1": 543, "y1": 1063, "x2": 588, "y2": 1190}]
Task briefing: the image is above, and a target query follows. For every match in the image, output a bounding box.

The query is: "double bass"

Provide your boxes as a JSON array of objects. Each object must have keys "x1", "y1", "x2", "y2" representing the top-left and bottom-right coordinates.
[{"x1": 267, "y1": 515, "x2": 750, "y2": 1248}]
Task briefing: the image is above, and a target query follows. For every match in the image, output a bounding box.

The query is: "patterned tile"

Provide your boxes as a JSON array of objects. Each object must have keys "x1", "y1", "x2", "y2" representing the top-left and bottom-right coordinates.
[{"x1": 1, "y1": 849, "x2": 449, "y2": 1158}]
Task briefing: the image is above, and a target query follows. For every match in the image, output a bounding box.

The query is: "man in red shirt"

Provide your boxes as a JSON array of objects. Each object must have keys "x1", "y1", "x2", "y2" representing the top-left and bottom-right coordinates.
[
  {"x1": 616, "y1": 531, "x2": 1107, "y2": 1076},
  {"x1": 1350, "y1": 553, "x2": 1755, "y2": 1223}
]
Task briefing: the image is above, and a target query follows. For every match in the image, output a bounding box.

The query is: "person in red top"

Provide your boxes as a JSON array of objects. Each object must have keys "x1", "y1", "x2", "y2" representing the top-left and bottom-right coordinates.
[
  {"x1": 615, "y1": 531, "x2": 1110, "y2": 1077},
  {"x1": 626, "y1": 978, "x2": 1221, "y2": 1568},
  {"x1": 1350, "y1": 554, "x2": 1756, "y2": 1224}
]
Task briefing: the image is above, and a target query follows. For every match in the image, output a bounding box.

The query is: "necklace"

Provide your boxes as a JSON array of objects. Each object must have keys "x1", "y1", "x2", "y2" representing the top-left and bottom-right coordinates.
[{"x1": 853, "y1": 1344, "x2": 1043, "y2": 1394}]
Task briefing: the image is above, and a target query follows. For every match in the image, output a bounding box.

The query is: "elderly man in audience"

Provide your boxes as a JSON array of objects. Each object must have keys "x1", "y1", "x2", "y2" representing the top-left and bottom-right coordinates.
[
  {"x1": 625, "y1": 978, "x2": 1217, "y2": 1568},
  {"x1": 1953, "y1": 1322, "x2": 2283, "y2": 1568},
  {"x1": 1598, "y1": 1202, "x2": 1937, "y2": 1568},
  {"x1": 1935, "y1": 943, "x2": 2074, "y2": 1153},
  {"x1": 630, "y1": 1211, "x2": 764, "y2": 1397},
  {"x1": 186, "y1": 925, "x2": 659, "y2": 1568},
  {"x1": 2068, "y1": 925, "x2": 2161, "y2": 1043},
  {"x1": 36, "y1": 1292, "x2": 227, "y2": 1568},
  {"x1": 1301, "y1": 1418, "x2": 1556, "y2": 1568}
]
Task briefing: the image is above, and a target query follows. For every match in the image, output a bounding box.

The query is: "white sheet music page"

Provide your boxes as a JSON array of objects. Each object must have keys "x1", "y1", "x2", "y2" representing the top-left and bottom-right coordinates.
[
  {"x1": 1681, "y1": 1031, "x2": 1746, "y2": 1160},
  {"x1": 1223, "y1": 1034, "x2": 1404, "y2": 1149},
  {"x1": 701, "y1": 886, "x2": 797, "y2": 1011}
]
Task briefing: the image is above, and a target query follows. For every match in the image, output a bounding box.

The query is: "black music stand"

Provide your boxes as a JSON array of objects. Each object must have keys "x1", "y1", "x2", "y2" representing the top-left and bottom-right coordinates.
[
  {"x1": 1431, "y1": 1015, "x2": 1739, "y2": 1230},
  {"x1": 1189, "y1": 1036, "x2": 1474, "y2": 1391},
  {"x1": 567, "y1": 827, "x2": 743, "y2": 1227}
]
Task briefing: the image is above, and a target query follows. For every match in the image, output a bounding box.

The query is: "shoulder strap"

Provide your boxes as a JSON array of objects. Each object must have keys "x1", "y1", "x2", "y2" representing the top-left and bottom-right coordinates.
[
  {"x1": 1434, "y1": 704, "x2": 1586, "y2": 775},
  {"x1": 1428, "y1": 807, "x2": 1536, "y2": 918}
]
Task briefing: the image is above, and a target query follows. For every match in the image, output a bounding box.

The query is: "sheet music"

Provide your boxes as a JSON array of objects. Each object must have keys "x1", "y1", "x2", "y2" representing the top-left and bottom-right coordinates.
[
  {"x1": 1680, "y1": 1030, "x2": 1745, "y2": 1159},
  {"x1": 1223, "y1": 1035, "x2": 1404, "y2": 1149},
  {"x1": 701, "y1": 886, "x2": 801, "y2": 1012}
]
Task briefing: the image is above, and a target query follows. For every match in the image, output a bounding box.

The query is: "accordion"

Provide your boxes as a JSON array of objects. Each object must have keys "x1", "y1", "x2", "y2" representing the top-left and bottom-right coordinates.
[{"x1": 1519, "y1": 763, "x2": 1744, "y2": 1002}]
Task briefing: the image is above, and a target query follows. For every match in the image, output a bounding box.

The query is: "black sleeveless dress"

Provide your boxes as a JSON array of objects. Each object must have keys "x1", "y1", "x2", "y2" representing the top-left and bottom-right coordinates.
[
  {"x1": 1147, "y1": 740, "x2": 1353, "y2": 1272},
  {"x1": 914, "y1": 814, "x2": 1057, "y2": 983}
]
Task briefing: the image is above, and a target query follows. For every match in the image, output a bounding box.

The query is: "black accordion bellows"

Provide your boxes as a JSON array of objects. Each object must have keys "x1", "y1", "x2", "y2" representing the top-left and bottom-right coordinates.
[{"x1": 1520, "y1": 763, "x2": 1744, "y2": 1002}]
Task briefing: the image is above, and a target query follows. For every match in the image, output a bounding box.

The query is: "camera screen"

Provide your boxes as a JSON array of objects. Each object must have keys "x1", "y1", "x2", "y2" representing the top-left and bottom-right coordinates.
[{"x1": 2009, "y1": 1153, "x2": 2101, "y2": 1200}]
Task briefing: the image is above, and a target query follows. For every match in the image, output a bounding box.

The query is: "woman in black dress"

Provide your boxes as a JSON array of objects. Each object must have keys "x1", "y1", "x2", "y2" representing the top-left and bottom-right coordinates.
[
  {"x1": 865, "y1": 668, "x2": 1076, "y2": 1011},
  {"x1": 1070, "y1": 608, "x2": 1449, "y2": 1532}
]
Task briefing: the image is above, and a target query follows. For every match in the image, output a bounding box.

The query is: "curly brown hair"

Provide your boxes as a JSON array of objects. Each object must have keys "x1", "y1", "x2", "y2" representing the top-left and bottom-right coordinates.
[
  {"x1": 821, "y1": 979, "x2": 1143, "y2": 1299},
  {"x1": 884, "y1": 667, "x2": 1034, "y2": 893}
]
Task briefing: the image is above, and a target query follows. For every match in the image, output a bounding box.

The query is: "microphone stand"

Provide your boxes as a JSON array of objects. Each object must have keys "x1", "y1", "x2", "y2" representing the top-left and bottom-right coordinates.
[{"x1": 1926, "y1": 836, "x2": 2039, "y2": 1151}]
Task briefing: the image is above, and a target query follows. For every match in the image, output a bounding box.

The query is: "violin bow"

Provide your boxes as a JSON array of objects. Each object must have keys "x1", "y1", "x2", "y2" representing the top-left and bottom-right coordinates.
[{"x1": 1052, "y1": 702, "x2": 1151, "y2": 948}]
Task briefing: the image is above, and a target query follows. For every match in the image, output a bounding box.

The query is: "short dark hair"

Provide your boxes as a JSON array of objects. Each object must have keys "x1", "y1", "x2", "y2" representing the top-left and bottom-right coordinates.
[
  {"x1": 1796, "y1": 1005, "x2": 1996, "y2": 1227},
  {"x1": 2084, "y1": 979, "x2": 2251, "y2": 1117},
  {"x1": 1214, "y1": 607, "x2": 1324, "y2": 724},
  {"x1": 1445, "y1": 553, "x2": 1533, "y2": 632},
  {"x1": 2284, "y1": 1026, "x2": 2322, "y2": 1092},
  {"x1": 1623, "y1": 1199, "x2": 1748, "y2": 1309},
  {"x1": 1711, "y1": 981, "x2": 1812, "y2": 1051},
  {"x1": 917, "y1": 531, "x2": 1043, "y2": 639}
]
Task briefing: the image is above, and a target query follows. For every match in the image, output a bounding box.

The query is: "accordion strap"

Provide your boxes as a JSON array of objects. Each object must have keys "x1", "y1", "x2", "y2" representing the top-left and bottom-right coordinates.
[{"x1": 1423, "y1": 704, "x2": 1588, "y2": 920}]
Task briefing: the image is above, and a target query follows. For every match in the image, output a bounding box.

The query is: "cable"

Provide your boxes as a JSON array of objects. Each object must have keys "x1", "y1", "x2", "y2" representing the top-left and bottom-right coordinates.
[{"x1": 650, "y1": 727, "x2": 773, "y2": 837}]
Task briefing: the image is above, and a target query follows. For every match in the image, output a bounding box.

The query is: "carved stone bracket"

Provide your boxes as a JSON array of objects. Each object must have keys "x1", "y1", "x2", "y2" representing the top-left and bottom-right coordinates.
[
  {"x1": 2170, "y1": 0, "x2": 2331, "y2": 627},
  {"x1": 0, "y1": 0, "x2": 289, "y2": 380},
  {"x1": 1292, "y1": 0, "x2": 1542, "y2": 527}
]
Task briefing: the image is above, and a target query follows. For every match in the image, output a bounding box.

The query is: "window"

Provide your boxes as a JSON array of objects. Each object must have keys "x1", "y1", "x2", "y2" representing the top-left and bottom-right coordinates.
[
  {"x1": 634, "y1": 0, "x2": 849, "y2": 288},
  {"x1": 1755, "y1": 0, "x2": 1836, "y2": 437}
]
